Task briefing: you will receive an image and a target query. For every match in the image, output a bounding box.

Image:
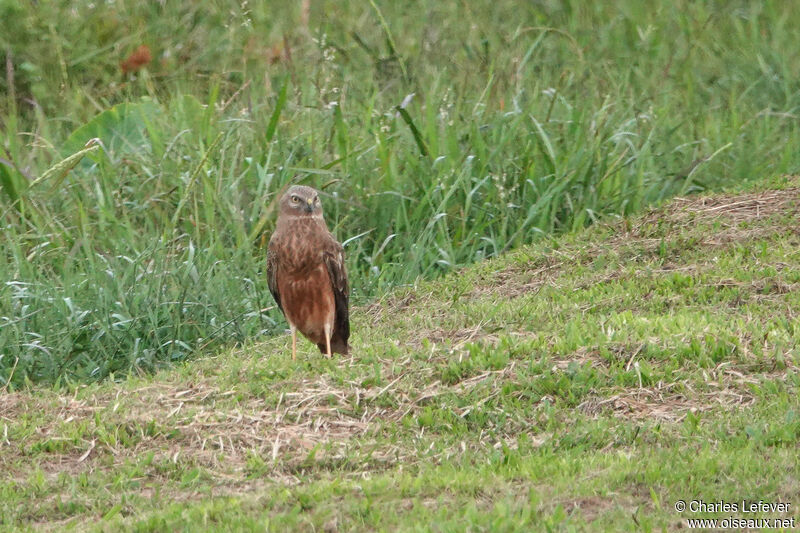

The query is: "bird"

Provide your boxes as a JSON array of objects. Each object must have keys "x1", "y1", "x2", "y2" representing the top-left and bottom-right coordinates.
[{"x1": 266, "y1": 185, "x2": 350, "y2": 359}]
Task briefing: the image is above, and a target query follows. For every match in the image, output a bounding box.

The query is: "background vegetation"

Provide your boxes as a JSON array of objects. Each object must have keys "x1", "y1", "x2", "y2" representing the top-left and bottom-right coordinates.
[{"x1": 1, "y1": 0, "x2": 799, "y2": 385}]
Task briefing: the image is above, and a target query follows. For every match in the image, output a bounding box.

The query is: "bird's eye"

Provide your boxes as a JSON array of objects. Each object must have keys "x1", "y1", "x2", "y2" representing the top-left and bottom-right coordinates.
[
  {"x1": 291, "y1": 195, "x2": 299, "y2": 203},
  {"x1": 314, "y1": 197, "x2": 320, "y2": 204}
]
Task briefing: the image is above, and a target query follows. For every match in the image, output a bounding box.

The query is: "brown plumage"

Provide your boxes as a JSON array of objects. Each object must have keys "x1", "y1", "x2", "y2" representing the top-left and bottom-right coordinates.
[{"x1": 267, "y1": 185, "x2": 350, "y2": 358}]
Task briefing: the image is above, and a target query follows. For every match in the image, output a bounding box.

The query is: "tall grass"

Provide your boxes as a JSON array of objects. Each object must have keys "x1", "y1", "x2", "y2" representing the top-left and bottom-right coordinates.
[{"x1": 1, "y1": 1, "x2": 799, "y2": 385}]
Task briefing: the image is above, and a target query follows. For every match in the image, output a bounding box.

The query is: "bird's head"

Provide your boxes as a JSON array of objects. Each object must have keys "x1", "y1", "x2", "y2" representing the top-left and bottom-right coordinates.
[{"x1": 279, "y1": 185, "x2": 323, "y2": 216}]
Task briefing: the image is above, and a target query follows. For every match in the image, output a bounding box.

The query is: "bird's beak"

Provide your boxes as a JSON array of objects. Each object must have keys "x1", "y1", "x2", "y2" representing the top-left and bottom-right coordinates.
[{"x1": 305, "y1": 198, "x2": 314, "y2": 213}]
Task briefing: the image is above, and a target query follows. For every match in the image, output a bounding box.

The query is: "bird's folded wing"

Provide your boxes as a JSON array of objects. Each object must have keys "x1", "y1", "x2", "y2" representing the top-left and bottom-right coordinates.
[
  {"x1": 266, "y1": 248, "x2": 283, "y2": 313},
  {"x1": 323, "y1": 243, "x2": 349, "y2": 339}
]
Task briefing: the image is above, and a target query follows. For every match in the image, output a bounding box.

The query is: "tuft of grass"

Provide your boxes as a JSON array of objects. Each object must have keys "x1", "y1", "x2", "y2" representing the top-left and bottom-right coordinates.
[{"x1": 2, "y1": 1, "x2": 800, "y2": 383}]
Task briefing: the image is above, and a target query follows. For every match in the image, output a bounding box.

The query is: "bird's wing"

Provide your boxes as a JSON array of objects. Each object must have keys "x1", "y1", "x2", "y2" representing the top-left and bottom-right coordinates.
[
  {"x1": 323, "y1": 240, "x2": 349, "y2": 342},
  {"x1": 266, "y1": 241, "x2": 283, "y2": 313}
]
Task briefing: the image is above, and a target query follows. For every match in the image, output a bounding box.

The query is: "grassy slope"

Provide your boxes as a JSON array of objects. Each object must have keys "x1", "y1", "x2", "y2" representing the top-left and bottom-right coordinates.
[{"x1": 3, "y1": 176, "x2": 800, "y2": 531}]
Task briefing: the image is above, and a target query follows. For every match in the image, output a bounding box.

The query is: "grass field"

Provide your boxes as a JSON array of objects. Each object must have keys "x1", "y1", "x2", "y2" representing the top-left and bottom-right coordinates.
[
  {"x1": 2, "y1": 176, "x2": 800, "y2": 530},
  {"x1": 2, "y1": 1, "x2": 800, "y2": 530},
  {"x1": 2, "y1": 1, "x2": 800, "y2": 384}
]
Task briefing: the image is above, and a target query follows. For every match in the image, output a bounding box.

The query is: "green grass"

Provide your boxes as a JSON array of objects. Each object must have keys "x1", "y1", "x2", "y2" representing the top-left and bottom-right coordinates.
[
  {"x1": 2, "y1": 178, "x2": 799, "y2": 530},
  {"x1": 2, "y1": 1, "x2": 800, "y2": 384}
]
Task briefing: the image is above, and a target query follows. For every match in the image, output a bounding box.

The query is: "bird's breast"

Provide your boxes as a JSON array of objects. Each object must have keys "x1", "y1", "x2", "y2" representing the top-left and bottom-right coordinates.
[{"x1": 277, "y1": 262, "x2": 335, "y2": 340}]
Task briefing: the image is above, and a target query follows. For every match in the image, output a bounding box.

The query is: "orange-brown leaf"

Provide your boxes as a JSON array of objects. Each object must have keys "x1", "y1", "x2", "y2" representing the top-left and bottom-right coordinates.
[{"x1": 120, "y1": 45, "x2": 152, "y2": 74}]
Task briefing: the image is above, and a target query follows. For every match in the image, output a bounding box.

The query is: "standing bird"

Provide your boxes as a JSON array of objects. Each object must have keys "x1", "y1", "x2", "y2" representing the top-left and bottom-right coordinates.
[{"x1": 267, "y1": 185, "x2": 350, "y2": 359}]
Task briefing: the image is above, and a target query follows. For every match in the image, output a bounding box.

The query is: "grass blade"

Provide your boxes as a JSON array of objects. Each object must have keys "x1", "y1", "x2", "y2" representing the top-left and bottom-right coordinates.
[
  {"x1": 396, "y1": 106, "x2": 429, "y2": 158},
  {"x1": 265, "y1": 81, "x2": 289, "y2": 143}
]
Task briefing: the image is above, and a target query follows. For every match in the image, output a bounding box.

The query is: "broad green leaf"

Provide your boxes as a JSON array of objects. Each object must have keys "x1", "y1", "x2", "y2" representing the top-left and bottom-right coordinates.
[{"x1": 62, "y1": 97, "x2": 161, "y2": 161}]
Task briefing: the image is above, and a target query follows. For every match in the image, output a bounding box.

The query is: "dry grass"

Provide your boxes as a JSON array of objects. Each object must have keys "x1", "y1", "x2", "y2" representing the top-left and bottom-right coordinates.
[
  {"x1": 667, "y1": 186, "x2": 800, "y2": 224},
  {"x1": 464, "y1": 181, "x2": 800, "y2": 301}
]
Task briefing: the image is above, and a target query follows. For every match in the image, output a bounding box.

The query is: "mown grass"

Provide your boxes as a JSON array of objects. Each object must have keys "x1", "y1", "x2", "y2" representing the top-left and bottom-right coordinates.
[
  {"x1": 1, "y1": 178, "x2": 799, "y2": 531},
  {"x1": 2, "y1": 1, "x2": 800, "y2": 383}
]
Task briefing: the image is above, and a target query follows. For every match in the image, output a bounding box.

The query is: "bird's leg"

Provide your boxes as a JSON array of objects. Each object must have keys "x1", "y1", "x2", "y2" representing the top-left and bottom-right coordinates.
[
  {"x1": 323, "y1": 322, "x2": 332, "y2": 358},
  {"x1": 290, "y1": 324, "x2": 297, "y2": 360}
]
